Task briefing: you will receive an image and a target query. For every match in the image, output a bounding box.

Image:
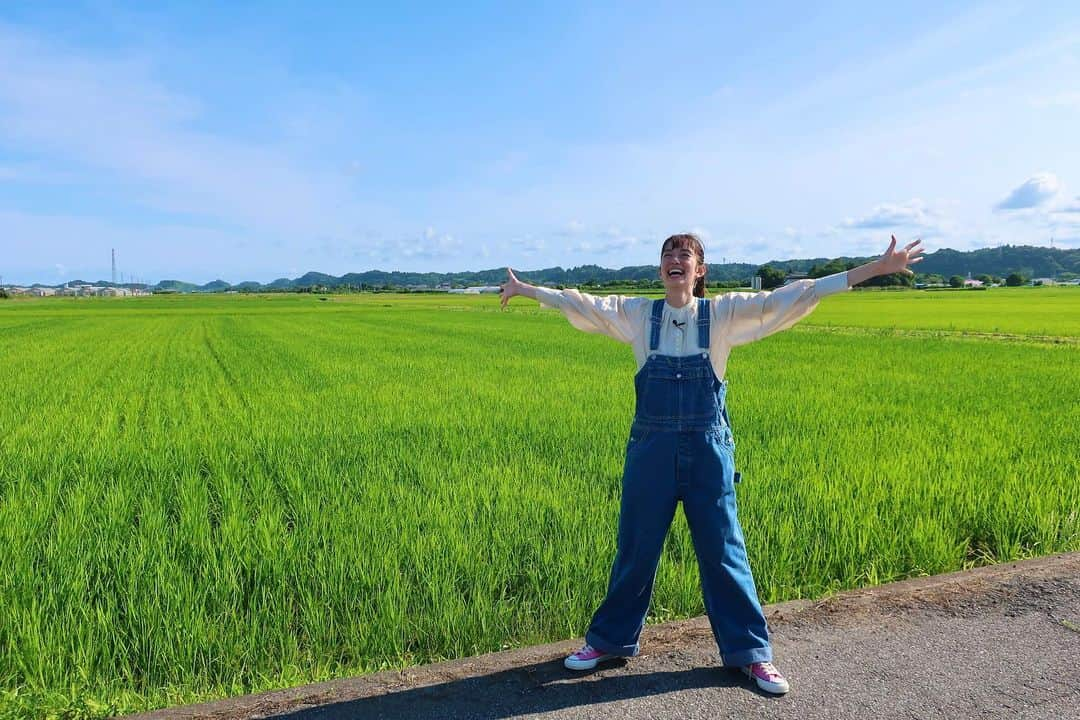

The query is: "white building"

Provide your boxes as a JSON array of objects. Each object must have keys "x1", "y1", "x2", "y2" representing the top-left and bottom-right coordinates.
[{"x1": 449, "y1": 286, "x2": 502, "y2": 294}]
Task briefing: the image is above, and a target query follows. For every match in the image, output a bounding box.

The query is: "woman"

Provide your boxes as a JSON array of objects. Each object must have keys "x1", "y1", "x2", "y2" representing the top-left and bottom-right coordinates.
[{"x1": 499, "y1": 233, "x2": 923, "y2": 694}]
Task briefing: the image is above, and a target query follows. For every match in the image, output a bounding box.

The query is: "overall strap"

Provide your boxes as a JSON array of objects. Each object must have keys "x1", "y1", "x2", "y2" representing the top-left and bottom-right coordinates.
[
  {"x1": 649, "y1": 299, "x2": 664, "y2": 351},
  {"x1": 697, "y1": 297, "x2": 711, "y2": 349}
]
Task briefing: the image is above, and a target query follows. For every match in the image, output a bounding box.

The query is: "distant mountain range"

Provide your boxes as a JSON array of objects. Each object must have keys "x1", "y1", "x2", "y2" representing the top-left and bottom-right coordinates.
[{"x1": 22, "y1": 244, "x2": 1079, "y2": 292}]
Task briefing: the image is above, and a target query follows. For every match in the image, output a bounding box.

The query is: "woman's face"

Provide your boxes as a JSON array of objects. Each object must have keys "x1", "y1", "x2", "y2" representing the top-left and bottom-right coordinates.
[{"x1": 659, "y1": 243, "x2": 705, "y2": 292}]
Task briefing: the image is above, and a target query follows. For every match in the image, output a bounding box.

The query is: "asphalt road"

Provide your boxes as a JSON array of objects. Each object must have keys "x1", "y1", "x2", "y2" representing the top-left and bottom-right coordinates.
[{"x1": 130, "y1": 553, "x2": 1080, "y2": 720}]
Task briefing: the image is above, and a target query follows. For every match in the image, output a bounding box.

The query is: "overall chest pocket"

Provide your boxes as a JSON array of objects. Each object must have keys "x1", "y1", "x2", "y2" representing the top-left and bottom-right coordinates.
[{"x1": 636, "y1": 360, "x2": 719, "y2": 422}]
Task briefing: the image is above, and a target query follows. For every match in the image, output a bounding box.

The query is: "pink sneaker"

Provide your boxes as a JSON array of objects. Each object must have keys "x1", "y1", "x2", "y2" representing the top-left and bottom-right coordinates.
[
  {"x1": 564, "y1": 643, "x2": 616, "y2": 670},
  {"x1": 742, "y1": 661, "x2": 790, "y2": 694}
]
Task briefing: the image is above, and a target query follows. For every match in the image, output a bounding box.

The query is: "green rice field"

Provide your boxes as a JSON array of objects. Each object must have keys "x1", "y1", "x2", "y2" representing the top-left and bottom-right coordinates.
[{"x1": 1, "y1": 287, "x2": 1078, "y2": 718}]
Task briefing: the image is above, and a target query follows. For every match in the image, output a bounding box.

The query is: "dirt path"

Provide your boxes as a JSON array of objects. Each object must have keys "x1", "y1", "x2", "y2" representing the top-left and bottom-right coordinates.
[{"x1": 130, "y1": 553, "x2": 1080, "y2": 720}]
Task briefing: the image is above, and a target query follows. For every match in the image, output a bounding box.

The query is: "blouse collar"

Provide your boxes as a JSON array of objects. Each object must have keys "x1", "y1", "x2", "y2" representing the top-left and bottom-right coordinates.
[{"x1": 664, "y1": 297, "x2": 697, "y2": 312}]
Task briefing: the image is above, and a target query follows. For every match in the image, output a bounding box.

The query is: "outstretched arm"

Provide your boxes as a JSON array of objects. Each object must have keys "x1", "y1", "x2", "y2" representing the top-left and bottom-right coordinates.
[
  {"x1": 498, "y1": 267, "x2": 644, "y2": 344},
  {"x1": 720, "y1": 235, "x2": 926, "y2": 347}
]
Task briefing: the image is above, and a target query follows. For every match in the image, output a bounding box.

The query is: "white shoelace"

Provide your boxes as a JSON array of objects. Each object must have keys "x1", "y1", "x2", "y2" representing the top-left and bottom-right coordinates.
[{"x1": 755, "y1": 662, "x2": 781, "y2": 678}]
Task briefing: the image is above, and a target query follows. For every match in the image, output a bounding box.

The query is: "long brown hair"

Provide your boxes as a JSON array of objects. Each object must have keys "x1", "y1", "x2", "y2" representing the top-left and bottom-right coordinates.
[{"x1": 661, "y1": 233, "x2": 707, "y2": 298}]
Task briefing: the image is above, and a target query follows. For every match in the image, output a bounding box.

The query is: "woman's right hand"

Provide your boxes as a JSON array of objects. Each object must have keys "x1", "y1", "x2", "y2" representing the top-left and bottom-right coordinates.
[{"x1": 499, "y1": 268, "x2": 521, "y2": 309}]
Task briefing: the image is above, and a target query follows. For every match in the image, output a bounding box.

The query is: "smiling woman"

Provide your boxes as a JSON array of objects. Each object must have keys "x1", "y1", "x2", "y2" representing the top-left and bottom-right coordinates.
[{"x1": 498, "y1": 231, "x2": 923, "y2": 694}]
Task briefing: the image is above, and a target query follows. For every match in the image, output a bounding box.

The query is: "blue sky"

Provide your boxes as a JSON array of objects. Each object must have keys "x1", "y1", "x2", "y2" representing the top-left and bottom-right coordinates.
[{"x1": 2, "y1": 1, "x2": 1080, "y2": 285}]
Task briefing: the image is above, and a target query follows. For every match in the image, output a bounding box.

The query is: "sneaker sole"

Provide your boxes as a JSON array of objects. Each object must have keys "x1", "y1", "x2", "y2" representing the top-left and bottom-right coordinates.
[
  {"x1": 564, "y1": 654, "x2": 615, "y2": 670},
  {"x1": 742, "y1": 668, "x2": 790, "y2": 695}
]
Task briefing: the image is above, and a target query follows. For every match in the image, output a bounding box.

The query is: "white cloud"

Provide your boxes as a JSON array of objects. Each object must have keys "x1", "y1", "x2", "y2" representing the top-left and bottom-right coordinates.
[
  {"x1": 572, "y1": 227, "x2": 646, "y2": 256},
  {"x1": 738, "y1": 238, "x2": 785, "y2": 260},
  {"x1": 602, "y1": 236, "x2": 641, "y2": 254},
  {"x1": 363, "y1": 227, "x2": 463, "y2": 262},
  {"x1": 841, "y1": 199, "x2": 941, "y2": 229},
  {"x1": 1056, "y1": 195, "x2": 1080, "y2": 213},
  {"x1": 511, "y1": 235, "x2": 546, "y2": 256},
  {"x1": 995, "y1": 172, "x2": 1061, "y2": 210},
  {"x1": 847, "y1": 235, "x2": 886, "y2": 255},
  {"x1": 0, "y1": 23, "x2": 389, "y2": 239},
  {"x1": 1048, "y1": 208, "x2": 1080, "y2": 231}
]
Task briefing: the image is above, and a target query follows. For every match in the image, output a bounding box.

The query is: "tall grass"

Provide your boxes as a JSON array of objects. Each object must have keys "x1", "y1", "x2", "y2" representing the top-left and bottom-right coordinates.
[{"x1": 0, "y1": 291, "x2": 1076, "y2": 717}]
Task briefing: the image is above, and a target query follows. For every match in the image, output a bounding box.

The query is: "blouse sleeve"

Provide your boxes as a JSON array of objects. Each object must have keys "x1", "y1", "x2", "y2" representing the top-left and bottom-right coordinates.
[
  {"x1": 534, "y1": 287, "x2": 648, "y2": 345},
  {"x1": 715, "y1": 271, "x2": 850, "y2": 347}
]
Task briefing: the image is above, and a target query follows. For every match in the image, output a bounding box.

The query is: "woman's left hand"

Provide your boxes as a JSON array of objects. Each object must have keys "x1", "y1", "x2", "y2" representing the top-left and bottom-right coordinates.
[
  {"x1": 877, "y1": 235, "x2": 925, "y2": 275},
  {"x1": 499, "y1": 267, "x2": 522, "y2": 309}
]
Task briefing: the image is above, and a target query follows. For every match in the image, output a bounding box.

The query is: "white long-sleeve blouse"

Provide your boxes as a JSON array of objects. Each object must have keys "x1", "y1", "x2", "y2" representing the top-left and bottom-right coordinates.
[{"x1": 534, "y1": 271, "x2": 851, "y2": 379}]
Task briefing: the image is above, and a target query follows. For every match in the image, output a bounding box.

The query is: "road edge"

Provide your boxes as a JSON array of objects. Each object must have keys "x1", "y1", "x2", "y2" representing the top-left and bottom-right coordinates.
[{"x1": 126, "y1": 551, "x2": 1080, "y2": 719}]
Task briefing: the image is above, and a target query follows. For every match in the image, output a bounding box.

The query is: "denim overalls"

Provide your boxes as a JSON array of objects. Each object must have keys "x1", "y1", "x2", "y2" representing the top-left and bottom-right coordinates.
[{"x1": 584, "y1": 298, "x2": 772, "y2": 667}]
